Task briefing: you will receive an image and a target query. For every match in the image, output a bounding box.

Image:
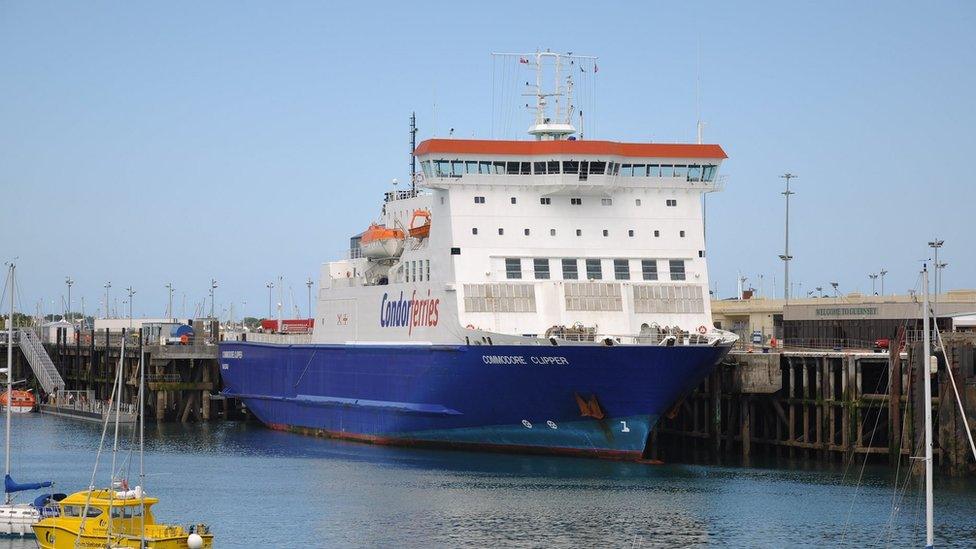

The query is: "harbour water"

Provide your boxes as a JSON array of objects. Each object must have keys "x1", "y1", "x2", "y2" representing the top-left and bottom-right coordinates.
[{"x1": 3, "y1": 414, "x2": 976, "y2": 548}]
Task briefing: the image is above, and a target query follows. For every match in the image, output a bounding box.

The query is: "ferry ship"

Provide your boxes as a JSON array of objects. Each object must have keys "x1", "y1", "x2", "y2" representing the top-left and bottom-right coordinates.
[{"x1": 220, "y1": 51, "x2": 737, "y2": 459}]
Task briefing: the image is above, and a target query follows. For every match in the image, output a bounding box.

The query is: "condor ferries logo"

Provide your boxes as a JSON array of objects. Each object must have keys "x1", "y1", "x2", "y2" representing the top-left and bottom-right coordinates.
[{"x1": 380, "y1": 290, "x2": 440, "y2": 335}]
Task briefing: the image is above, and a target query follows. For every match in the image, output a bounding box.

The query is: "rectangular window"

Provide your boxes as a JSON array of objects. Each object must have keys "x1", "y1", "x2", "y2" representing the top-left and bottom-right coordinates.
[
  {"x1": 511, "y1": 197, "x2": 517, "y2": 204},
  {"x1": 418, "y1": 260, "x2": 423, "y2": 281},
  {"x1": 533, "y1": 161, "x2": 547, "y2": 174},
  {"x1": 642, "y1": 260, "x2": 658, "y2": 281},
  {"x1": 534, "y1": 258, "x2": 550, "y2": 280},
  {"x1": 578, "y1": 161, "x2": 589, "y2": 181},
  {"x1": 703, "y1": 165, "x2": 716, "y2": 181},
  {"x1": 472, "y1": 227, "x2": 478, "y2": 235},
  {"x1": 614, "y1": 259, "x2": 630, "y2": 280},
  {"x1": 479, "y1": 161, "x2": 492, "y2": 174},
  {"x1": 405, "y1": 262, "x2": 410, "y2": 282},
  {"x1": 523, "y1": 228, "x2": 530, "y2": 236},
  {"x1": 632, "y1": 164, "x2": 647, "y2": 177},
  {"x1": 412, "y1": 261, "x2": 417, "y2": 282},
  {"x1": 601, "y1": 198, "x2": 612, "y2": 206},
  {"x1": 666, "y1": 199, "x2": 677, "y2": 207},
  {"x1": 520, "y1": 162, "x2": 532, "y2": 175},
  {"x1": 563, "y1": 161, "x2": 579, "y2": 174},
  {"x1": 602, "y1": 229, "x2": 609, "y2": 237},
  {"x1": 628, "y1": 229, "x2": 634, "y2": 237},
  {"x1": 589, "y1": 161, "x2": 606, "y2": 175},
  {"x1": 687, "y1": 165, "x2": 702, "y2": 181},
  {"x1": 505, "y1": 258, "x2": 522, "y2": 280},
  {"x1": 421, "y1": 160, "x2": 432, "y2": 178},
  {"x1": 635, "y1": 199, "x2": 642, "y2": 206},
  {"x1": 620, "y1": 164, "x2": 634, "y2": 176},
  {"x1": 570, "y1": 197, "x2": 582, "y2": 205},
  {"x1": 549, "y1": 228, "x2": 556, "y2": 236},
  {"x1": 585, "y1": 259, "x2": 602, "y2": 280},
  {"x1": 646, "y1": 164, "x2": 661, "y2": 177},
  {"x1": 653, "y1": 230, "x2": 660, "y2": 237},
  {"x1": 673, "y1": 165, "x2": 688, "y2": 179},
  {"x1": 506, "y1": 161, "x2": 520, "y2": 174},
  {"x1": 547, "y1": 160, "x2": 560, "y2": 174},
  {"x1": 426, "y1": 260, "x2": 430, "y2": 280},
  {"x1": 498, "y1": 228, "x2": 504, "y2": 235},
  {"x1": 474, "y1": 196, "x2": 486, "y2": 204},
  {"x1": 451, "y1": 161, "x2": 464, "y2": 177},
  {"x1": 434, "y1": 160, "x2": 450, "y2": 177},
  {"x1": 540, "y1": 197, "x2": 551, "y2": 205},
  {"x1": 493, "y1": 161, "x2": 507, "y2": 175},
  {"x1": 669, "y1": 260, "x2": 686, "y2": 281},
  {"x1": 680, "y1": 230, "x2": 686, "y2": 237},
  {"x1": 465, "y1": 161, "x2": 478, "y2": 174},
  {"x1": 561, "y1": 259, "x2": 579, "y2": 280},
  {"x1": 575, "y1": 229, "x2": 582, "y2": 236},
  {"x1": 659, "y1": 165, "x2": 674, "y2": 177}
]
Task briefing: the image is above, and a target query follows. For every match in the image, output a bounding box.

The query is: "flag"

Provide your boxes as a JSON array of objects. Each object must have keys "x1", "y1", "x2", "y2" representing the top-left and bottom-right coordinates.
[{"x1": 519, "y1": 57, "x2": 529, "y2": 64}]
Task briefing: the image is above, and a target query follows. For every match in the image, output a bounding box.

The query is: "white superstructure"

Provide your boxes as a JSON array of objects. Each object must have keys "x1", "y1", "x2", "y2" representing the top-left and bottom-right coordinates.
[{"x1": 313, "y1": 51, "x2": 731, "y2": 346}]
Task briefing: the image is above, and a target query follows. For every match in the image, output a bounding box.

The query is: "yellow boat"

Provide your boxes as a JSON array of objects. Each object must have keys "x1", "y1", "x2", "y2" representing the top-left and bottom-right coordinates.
[{"x1": 31, "y1": 488, "x2": 213, "y2": 548}]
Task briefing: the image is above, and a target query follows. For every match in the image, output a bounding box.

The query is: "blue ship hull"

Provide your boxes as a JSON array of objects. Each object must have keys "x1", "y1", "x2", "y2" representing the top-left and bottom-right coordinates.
[{"x1": 218, "y1": 341, "x2": 730, "y2": 459}]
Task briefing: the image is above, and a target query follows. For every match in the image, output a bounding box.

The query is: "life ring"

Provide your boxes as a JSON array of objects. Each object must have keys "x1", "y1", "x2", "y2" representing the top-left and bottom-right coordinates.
[{"x1": 697, "y1": 325, "x2": 708, "y2": 335}]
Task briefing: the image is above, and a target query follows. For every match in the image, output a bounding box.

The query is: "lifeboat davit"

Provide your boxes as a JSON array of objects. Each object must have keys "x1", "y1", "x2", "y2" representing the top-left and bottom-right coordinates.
[
  {"x1": 0, "y1": 390, "x2": 36, "y2": 414},
  {"x1": 361, "y1": 223, "x2": 404, "y2": 259},
  {"x1": 408, "y1": 209, "x2": 431, "y2": 240}
]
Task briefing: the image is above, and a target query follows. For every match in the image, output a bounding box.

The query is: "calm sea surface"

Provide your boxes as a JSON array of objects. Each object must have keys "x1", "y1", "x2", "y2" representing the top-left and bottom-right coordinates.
[{"x1": 1, "y1": 414, "x2": 974, "y2": 548}]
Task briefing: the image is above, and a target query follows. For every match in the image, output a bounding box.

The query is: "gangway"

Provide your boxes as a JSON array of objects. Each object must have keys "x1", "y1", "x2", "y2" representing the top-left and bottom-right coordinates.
[{"x1": 15, "y1": 329, "x2": 65, "y2": 395}]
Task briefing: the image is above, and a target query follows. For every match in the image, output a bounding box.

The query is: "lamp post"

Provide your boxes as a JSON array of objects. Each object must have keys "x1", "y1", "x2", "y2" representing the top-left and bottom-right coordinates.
[
  {"x1": 64, "y1": 277, "x2": 73, "y2": 322},
  {"x1": 165, "y1": 283, "x2": 174, "y2": 322},
  {"x1": 779, "y1": 173, "x2": 797, "y2": 303},
  {"x1": 869, "y1": 273, "x2": 878, "y2": 295},
  {"x1": 306, "y1": 278, "x2": 314, "y2": 320},
  {"x1": 125, "y1": 286, "x2": 135, "y2": 330},
  {"x1": 266, "y1": 281, "x2": 274, "y2": 318},
  {"x1": 816, "y1": 286, "x2": 824, "y2": 298},
  {"x1": 103, "y1": 282, "x2": 111, "y2": 319},
  {"x1": 830, "y1": 282, "x2": 839, "y2": 297},
  {"x1": 879, "y1": 269, "x2": 888, "y2": 296},
  {"x1": 928, "y1": 239, "x2": 944, "y2": 332},
  {"x1": 209, "y1": 279, "x2": 218, "y2": 320}
]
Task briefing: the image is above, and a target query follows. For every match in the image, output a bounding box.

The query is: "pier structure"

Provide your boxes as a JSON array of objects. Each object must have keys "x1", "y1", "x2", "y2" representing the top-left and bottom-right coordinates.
[
  {"x1": 650, "y1": 333, "x2": 976, "y2": 475},
  {"x1": 42, "y1": 320, "x2": 236, "y2": 422}
]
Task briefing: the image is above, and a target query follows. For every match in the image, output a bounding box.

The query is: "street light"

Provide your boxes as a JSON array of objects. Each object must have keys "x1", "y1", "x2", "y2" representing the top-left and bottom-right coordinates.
[
  {"x1": 306, "y1": 278, "x2": 314, "y2": 320},
  {"x1": 879, "y1": 269, "x2": 888, "y2": 296},
  {"x1": 815, "y1": 286, "x2": 824, "y2": 298},
  {"x1": 266, "y1": 281, "x2": 274, "y2": 318},
  {"x1": 125, "y1": 286, "x2": 135, "y2": 330},
  {"x1": 869, "y1": 273, "x2": 878, "y2": 295},
  {"x1": 830, "y1": 282, "x2": 839, "y2": 297},
  {"x1": 103, "y1": 281, "x2": 111, "y2": 319},
  {"x1": 165, "y1": 283, "x2": 174, "y2": 321},
  {"x1": 928, "y1": 239, "x2": 944, "y2": 327},
  {"x1": 779, "y1": 173, "x2": 797, "y2": 303},
  {"x1": 209, "y1": 278, "x2": 218, "y2": 319},
  {"x1": 64, "y1": 277, "x2": 73, "y2": 322}
]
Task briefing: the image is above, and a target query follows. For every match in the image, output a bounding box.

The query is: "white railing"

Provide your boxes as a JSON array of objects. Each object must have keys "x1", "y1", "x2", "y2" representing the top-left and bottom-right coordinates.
[{"x1": 16, "y1": 329, "x2": 65, "y2": 394}]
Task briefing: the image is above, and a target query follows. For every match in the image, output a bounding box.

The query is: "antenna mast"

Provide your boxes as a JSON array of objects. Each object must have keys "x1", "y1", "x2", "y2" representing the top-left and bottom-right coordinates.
[
  {"x1": 409, "y1": 112, "x2": 418, "y2": 193},
  {"x1": 491, "y1": 50, "x2": 597, "y2": 141}
]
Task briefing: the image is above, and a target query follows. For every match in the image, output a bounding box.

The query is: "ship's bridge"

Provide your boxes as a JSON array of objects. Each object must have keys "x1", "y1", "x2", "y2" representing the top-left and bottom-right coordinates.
[{"x1": 414, "y1": 139, "x2": 727, "y2": 196}]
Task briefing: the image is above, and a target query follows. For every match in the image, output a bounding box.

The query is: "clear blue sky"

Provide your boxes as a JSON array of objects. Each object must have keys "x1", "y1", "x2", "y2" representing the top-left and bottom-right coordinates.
[{"x1": 2, "y1": 1, "x2": 974, "y2": 319}]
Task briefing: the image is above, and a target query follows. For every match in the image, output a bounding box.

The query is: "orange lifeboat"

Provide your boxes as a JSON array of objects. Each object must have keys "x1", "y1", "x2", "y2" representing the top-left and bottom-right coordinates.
[
  {"x1": 408, "y1": 209, "x2": 431, "y2": 240},
  {"x1": 0, "y1": 390, "x2": 36, "y2": 414},
  {"x1": 361, "y1": 223, "x2": 404, "y2": 259}
]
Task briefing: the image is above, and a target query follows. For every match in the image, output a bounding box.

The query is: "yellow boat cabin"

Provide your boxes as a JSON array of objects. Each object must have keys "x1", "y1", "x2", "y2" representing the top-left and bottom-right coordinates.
[{"x1": 32, "y1": 488, "x2": 213, "y2": 549}]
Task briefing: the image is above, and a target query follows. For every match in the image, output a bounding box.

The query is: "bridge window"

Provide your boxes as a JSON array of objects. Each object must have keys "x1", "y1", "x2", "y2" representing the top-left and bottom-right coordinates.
[
  {"x1": 620, "y1": 164, "x2": 633, "y2": 177},
  {"x1": 562, "y1": 259, "x2": 579, "y2": 280},
  {"x1": 451, "y1": 161, "x2": 464, "y2": 177},
  {"x1": 534, "y1": 259, "x2": 550, "y2": 280},
  {"x1": 505, "y1": 258, "x2": 522, "y2": 279},
  {"x1": 533, "y1": 161, "x2": 547, "y2": 174},
  {"x1": 703, "y1": 165, "x2": 717, "y2": 181},
  {"x1": 563, "y1": 161, "x2": 579, "y2": 174},
  {"x1": 589, "y1": 161, "x2": 607, "y2": 174},
  {"x1": 465, "y1": 161, "x2": 479, "y2": 174},
  {"x1": 506, "y1": 161, "x2": 520, "y2": 174},
  {"x1": 585, "y1": 259, "x2": 602, "y2": 280},
  {"x1": 660, "y1": 165, "x2": 674, "y2": 177},
  {"x1": 434, "y1": 160, "x2": 450, "y2": 177},
  {"x1": 687, "y1": 165, "x2": 702, "y2": 181},
  {"x1": 547, "y1": 160, "x2": 561, "y2": 173},
  {"x1": 673, "y1": 165, "x2": 688, "y2": 179},
  {"x1": 646, "y1": 164, "x2": 661, "y2": 177},
  {"x1": 614, "y1": 259, "x2": 630, "y2": 280},
  {"x1": 642, "y1": 260, "x2": 658, "y2": 281},
  {"x1": 669, "y1": 260, "x2": 686, "y2": 281},
  {"x1": 421, "y1": 161, "x2": 432, "y2": 178},
  {"x1": 493, "y1": 161, "x2": 507, "y2": 174},
  {"x1": 479, "y1": 161, "x2": 492, "y2": 174}
]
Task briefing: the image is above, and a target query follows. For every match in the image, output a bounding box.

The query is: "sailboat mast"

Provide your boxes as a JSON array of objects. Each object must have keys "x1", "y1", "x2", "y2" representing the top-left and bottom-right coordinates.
[
  {"x1": 139, "y1": 341, "x2": 145, "y2": 548},
  {"x1": 922, "y1": 265, "x2": 934, "y2": 548},
  {"x1": 4, "y1": 264, "x2": 13, "y2": 505}
]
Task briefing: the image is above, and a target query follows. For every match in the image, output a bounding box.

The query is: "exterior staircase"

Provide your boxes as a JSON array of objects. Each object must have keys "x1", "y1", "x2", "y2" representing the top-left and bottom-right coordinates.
[{"x1": 16, "y1": 329, "x2": 65, "y2": 395}]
